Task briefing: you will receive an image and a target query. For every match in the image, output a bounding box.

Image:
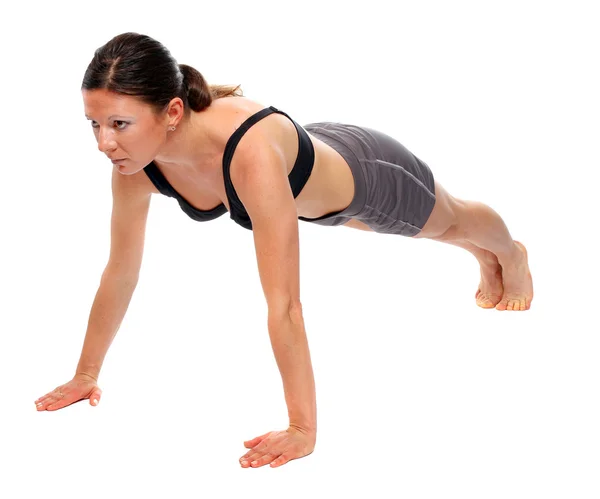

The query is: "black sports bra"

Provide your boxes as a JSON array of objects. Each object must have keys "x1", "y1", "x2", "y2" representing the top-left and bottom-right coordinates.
[{"x1": 143, "y1": 106, "x2": 315, "y2": 230}]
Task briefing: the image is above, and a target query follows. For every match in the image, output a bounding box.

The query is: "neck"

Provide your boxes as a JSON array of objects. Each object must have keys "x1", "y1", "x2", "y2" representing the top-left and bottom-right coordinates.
[{"x1": 154, "y1": 111, "x2": 218, "y2": 171}]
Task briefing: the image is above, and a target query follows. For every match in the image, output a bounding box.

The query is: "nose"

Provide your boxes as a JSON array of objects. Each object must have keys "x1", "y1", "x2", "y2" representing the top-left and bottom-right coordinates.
[{"x1": 96, "y1": 126, "x2": 117, "y2": 154}]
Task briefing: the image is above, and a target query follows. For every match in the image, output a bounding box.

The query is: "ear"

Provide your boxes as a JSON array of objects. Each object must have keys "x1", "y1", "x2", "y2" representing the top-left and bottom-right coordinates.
[{"x1": 166, "y1": 97, "x2": 185, "y2": 126}]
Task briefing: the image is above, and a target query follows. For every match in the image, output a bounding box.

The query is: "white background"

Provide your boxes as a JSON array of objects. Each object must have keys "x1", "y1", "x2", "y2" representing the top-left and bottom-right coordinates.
[{"x1": 2, "y1": 0, "x2": 598, "y2": 497}]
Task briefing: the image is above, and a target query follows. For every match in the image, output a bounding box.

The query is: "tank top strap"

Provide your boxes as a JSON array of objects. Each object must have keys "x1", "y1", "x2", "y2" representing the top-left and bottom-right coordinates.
[{"x1": 222, "y1": 106, "x2": 279, "y2": 230}]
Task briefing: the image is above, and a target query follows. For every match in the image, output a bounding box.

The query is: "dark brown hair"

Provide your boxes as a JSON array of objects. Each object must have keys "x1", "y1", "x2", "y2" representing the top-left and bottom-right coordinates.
[{"x1": 81, "y1": 32, "x2": 242, "y2": 117}]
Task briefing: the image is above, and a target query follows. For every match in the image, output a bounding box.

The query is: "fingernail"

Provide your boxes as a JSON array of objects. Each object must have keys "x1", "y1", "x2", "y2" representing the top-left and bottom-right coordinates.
[
  {"x1": 93, "y1": 399, "x2": 98, "y2": 405},
  {"x1": 241, "y1": 460, "x2": 247, "y2": 466},
  {"x1": 251, "y1": 461, "x2": 257, "y2": 465}
]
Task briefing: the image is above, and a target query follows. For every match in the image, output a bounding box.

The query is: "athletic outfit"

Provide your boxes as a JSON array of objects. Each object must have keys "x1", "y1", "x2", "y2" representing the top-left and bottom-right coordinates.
[{"x1": 143, "y1": 105, "x2": 436, "y2": 236}]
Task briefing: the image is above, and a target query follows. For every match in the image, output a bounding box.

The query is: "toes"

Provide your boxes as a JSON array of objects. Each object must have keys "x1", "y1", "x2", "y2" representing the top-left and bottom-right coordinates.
[
  {"x1": 496, "y1": 297, "x2": 529, "y2": 311},
  {"x1": 477, "y1": 292, "x2": 503, "y2": 309},
  {"x1": 476, "y1": 297, "x2": 495, "y2": 309},
  {"x1": 509, "y1": 299, "x2": 526, "y2": 311}
]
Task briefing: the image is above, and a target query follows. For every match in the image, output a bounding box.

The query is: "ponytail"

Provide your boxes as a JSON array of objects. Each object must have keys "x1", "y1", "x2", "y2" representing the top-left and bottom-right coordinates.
[{"x1": 179, "y1": 63, "x2": 243, "y2": 112}]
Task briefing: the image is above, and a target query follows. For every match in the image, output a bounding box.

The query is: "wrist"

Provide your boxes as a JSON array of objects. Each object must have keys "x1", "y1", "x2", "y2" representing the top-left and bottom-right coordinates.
[
  {"x1": 76, "y1": 360, "x2": 101, "y2": 381},
  {"x1": 289, "y1": 421, "x2": 317, "y2": 435},
  {"x1": 75, "y1": 371, "x2": 99, "y2": 382}
]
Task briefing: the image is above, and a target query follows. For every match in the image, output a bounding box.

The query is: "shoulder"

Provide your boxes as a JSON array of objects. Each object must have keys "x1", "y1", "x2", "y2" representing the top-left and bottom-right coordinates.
[
  {"x1": 212, "y1": 96, "x2": 293, "y2": 149},
  {"x1": 215, "y1": 98, "x2": 294, "y2": 179}
]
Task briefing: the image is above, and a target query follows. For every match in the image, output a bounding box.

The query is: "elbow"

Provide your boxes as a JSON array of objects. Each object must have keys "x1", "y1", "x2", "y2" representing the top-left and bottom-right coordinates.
[
  {"x1": 102, "y1": 267, "x2": 139, "y2": 288},
  {"x1": 267, "y1": 297, "x2": 303, "y2": 324},
  {"x1": 289, "y1": 300, "x2": 303, "y2": 324}
]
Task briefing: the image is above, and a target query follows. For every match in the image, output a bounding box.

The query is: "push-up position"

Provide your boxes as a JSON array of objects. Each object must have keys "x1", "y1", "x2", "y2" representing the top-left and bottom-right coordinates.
[{"x1": 34, "y1": 32, "x2": 533, "y2": 468}]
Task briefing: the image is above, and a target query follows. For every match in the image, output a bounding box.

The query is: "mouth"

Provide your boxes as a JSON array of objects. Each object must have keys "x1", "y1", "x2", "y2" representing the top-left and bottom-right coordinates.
[{"x1": 110, "y1": 158, "x2": 127, "y2": 164}]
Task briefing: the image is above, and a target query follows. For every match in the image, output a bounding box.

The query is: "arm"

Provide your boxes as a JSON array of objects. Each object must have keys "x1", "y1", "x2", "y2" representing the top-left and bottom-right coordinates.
[
  {"x1": 75, "y1": 273, "x2": 138, "y2": 380},
  {"x1": 76, "y1": 168, "x2": 152, "y2": 380},
  {"x1": 233, "y1": 136, "x2": 316, "y2": 432}
]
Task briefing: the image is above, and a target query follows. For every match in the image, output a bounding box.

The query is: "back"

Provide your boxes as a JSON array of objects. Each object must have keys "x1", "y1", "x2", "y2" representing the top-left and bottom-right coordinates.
[{"x1": 104, "y1": 167, "x2": 152, "y2": 282}]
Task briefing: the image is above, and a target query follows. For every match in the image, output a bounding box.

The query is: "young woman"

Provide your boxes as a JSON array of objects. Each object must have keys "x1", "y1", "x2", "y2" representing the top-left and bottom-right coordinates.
[{"x1": 34, "y1": 32, "x2": 533, "y2": 469}]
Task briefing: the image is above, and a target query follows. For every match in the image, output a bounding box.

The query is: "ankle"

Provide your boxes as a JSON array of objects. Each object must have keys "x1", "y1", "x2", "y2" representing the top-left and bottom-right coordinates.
[{"x1": 497, "y1": 242, "x2": 521, "y2": 267}]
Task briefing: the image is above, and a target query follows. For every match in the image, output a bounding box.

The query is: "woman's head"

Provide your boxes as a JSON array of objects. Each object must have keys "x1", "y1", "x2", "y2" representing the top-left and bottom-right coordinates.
[
  {"x1": 81, "y1": 32, "x2": 242, "y2": 173},
  {"x1": 82, "y1": 32, "x2": 220, "y2": 116}
]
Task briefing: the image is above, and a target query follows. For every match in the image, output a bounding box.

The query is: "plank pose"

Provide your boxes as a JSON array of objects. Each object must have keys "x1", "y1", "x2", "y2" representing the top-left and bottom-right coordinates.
[{"x1": 34, "y1": 32, "x2": 534, "y2": 468}]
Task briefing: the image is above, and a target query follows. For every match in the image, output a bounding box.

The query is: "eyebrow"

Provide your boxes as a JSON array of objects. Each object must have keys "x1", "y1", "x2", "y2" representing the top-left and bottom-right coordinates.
[{"x1": 85, "y1": 115, "x2": 133, "y2": 120}]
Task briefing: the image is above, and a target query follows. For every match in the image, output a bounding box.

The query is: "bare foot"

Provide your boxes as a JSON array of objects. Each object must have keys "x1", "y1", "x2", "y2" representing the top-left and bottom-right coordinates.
[
  {"x1": 475, "y1": 263, "x2": 504, "y2": 309},
  {"x1": 474, "y1": 248, "x2": 503, "y2": 308},
  {"x1": 495, "y1": 241, "x2": 534, "y2": 311}
]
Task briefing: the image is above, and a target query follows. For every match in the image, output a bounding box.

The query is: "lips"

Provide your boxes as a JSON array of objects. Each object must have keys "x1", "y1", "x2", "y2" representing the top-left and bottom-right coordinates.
[{"x1": 111, "y1": 158, "x2": 126, "y2": 163}]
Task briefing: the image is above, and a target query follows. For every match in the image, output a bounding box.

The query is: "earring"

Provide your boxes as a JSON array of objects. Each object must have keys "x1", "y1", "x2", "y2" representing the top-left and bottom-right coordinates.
[{"x1": 169, "y1": 126, "x2": 177, "y2": 131}]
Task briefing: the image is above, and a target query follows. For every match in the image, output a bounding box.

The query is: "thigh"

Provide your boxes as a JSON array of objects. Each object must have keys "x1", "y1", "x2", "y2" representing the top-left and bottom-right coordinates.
[{"x1": 412, "y1": 180, "x2": 462, "y2": 239}]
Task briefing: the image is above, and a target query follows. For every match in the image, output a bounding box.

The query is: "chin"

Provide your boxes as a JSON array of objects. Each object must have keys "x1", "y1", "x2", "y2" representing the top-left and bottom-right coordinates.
[{"x1": 120, "y1": 164, "x2": 145, "y2": 176}]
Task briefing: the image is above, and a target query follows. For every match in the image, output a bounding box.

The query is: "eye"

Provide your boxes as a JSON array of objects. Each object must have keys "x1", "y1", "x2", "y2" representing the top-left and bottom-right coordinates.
[{"x1": 89, "y1": 121, "x2": 129, "y2": 130}]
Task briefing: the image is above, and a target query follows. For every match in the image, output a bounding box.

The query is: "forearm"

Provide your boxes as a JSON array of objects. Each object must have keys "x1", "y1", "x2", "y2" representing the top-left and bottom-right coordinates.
[
  {"x1": 267, "y1": 307, "x2": 317, "y2": 432},
  {"x1": 75, "y1": 272, "x2": 138, "y2": 380}
]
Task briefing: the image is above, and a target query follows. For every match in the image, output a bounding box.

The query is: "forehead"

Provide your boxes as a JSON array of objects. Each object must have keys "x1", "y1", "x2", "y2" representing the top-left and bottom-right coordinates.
[{"x1": 82, "y1": 89, "x2": 149, "y2": 117}]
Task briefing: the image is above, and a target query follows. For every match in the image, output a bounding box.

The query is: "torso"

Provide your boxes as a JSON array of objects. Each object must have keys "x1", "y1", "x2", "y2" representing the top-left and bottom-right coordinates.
[{"x1": 132, "y1": 96, "x2": 355, "y2": 220}]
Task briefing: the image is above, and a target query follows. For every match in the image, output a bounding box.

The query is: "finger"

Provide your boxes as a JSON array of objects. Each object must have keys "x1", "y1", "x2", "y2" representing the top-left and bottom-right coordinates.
[
  {"x1": 240, "y1": 451, "x2": 262, "y2": 465},
  {"x1": 35, "y1": 390, "x2": 60, "y2": 404},
  {"x1": 252, "y1": 441, "x2": 271, "y2": 454},
  {"x1": 36, "y1": 392, "x2": 66, "y2": 411},
  {"x1": 250, "y1": 453, "x2": 277, "y2": 468},
  {"x1": 35, "y1": 400, "x2": 48, "y2": 411},
  {"x1": 244, "y1": 432, "x2": 272, "y2": 449},
  {"x1": 45, "y1": 399, "x2": 67, "y2": 411},
  {"x1": 46, "y1": 391, "x2": 83, "y2": 411},
  {"x1": 89, "y1": 390, "x2": 102, "y2": 406},
  {"x1": 270, "y1": 453, "x2": 291, "y2": 468},
  {"x1": 34, "y1": 395, "x2": 52, "y2": 407}
]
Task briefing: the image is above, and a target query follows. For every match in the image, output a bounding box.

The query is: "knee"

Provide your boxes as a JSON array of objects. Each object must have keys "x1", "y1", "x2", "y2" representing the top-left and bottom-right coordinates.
[
  {"x1": 441, "y1": 198, "x2": 468, "y2": 240},
  {"x1": 435, "y1": 221, "x2": 463, "y2": 241}
]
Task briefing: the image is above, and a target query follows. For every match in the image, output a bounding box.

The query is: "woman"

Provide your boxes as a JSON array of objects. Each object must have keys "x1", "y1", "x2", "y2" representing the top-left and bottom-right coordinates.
[{"x1": 34, "y1": 32, "x2": 533, "y2": 468}]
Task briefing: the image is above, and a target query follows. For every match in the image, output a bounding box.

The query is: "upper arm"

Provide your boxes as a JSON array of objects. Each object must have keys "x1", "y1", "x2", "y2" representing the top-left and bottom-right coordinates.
[
  {"x1": 104, "y1": 167, "x2": 152, "y2": 282},
  {"x1": 232, "y1": 136, "x2": 301, "y2": 316}
]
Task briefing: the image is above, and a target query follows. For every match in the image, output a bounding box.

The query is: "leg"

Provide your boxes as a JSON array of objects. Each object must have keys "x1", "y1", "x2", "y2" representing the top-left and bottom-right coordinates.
[
  {"x1": 414, "y1": 180, "x2": 534, "y2": 311},
  {"x1": 436, "y1": 238, "x2": 504, "y2": 309},
  {"x1": 344, "y1": 214, "x2": 507, "y2": 308}
]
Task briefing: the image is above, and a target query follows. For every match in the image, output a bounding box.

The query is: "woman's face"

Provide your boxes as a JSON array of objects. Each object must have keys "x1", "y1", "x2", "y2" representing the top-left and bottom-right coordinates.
[{"x1": 82, "y1": 88, "x2": 169, "y2": 175}]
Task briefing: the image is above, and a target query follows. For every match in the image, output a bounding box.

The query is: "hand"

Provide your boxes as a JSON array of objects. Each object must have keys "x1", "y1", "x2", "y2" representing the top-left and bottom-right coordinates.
[
  {"x1": 240, "y1": 425, "x2": 316, "y2": 469},
  {"x1": 34, "y1": 373, "x2": 102, "y2": 411}
]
